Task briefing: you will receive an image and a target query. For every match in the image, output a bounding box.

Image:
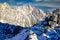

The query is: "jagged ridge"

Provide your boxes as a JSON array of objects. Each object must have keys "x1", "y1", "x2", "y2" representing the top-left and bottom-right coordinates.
[{"x1": 0, "y1": 2, "x2": 46, "y2": 27}]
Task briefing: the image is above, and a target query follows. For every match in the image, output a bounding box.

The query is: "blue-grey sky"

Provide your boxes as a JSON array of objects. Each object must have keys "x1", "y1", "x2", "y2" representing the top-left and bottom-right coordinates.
[{"x1": 0, "y1": 0, "x2": 60, "y2": 11}]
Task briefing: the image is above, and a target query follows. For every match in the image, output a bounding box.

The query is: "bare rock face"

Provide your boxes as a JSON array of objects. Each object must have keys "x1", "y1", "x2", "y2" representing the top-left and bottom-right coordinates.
[
  {"x1": 53, "y1": 9, "x2": 60, "y2": 26},
  {"x1": 0, "y1": 3, "x2": 46, "y2": 27},
  {"x1": 47, "y1": 9, "x2": 60, "y2": 28}
]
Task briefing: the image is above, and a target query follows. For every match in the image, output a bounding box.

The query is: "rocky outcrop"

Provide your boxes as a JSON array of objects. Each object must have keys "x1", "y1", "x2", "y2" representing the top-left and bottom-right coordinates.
[
  {"x1": 53, "y1": 9, "x2": 60, "y2": 26},
  {"x1": 46, "y1": 9, "x2": 60, "y2": 28}
]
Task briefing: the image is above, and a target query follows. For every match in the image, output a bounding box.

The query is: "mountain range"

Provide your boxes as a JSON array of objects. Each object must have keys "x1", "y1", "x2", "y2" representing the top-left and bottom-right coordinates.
[{"x1": 0, "y1": 2, "x2": 60, "y2": 40}]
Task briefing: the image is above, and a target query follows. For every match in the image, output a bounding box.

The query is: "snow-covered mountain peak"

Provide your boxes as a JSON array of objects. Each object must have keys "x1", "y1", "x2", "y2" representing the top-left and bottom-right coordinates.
[
  {"x1": 0, "y1": 2, "x2": 10, "y2": 9},
  {"x1": 0, "y1": 3, "x2": 46, "y2": 27}
]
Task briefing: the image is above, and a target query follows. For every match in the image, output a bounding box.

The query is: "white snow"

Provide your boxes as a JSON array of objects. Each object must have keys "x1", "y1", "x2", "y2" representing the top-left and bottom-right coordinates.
[{"x1": 4, "y1": 29, "x2": 30, "y2": 40}]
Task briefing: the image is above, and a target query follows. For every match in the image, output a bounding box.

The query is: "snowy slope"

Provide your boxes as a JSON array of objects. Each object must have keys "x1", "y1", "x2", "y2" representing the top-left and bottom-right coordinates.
[
  {"x1": 0, "y1": 3, "x2": 46, "y2": 27},
  {"x1": 0, "y1": 21, "x2": 60, "y2": 40},
  {"x1": 4, "y1": 29, "x2": 30, "y2": 40}
]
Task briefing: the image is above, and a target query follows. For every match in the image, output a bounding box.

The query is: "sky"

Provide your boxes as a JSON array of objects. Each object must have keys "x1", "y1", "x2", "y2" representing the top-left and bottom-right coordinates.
[{"x1": 0, "y1": 0, "x2": 60, "y2": 11}]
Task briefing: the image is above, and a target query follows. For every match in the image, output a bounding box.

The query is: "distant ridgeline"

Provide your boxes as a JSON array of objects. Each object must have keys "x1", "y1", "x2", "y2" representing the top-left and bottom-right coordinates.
[
  {"x1": 0, "y1": 2, "x2": 46, "y2": 27},
  {"x1": 0, "y1": 2, "x2": 60, "y2": 28}
]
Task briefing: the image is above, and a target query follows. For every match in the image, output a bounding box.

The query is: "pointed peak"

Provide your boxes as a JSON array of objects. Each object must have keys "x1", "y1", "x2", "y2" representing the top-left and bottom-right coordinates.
[
  {"x1": 2, "y1": 2, "x2": 9, "y2": 6},
  {"x1": 0, "y1": 2, "x2": 9, "y2": 7},
  {"x1": 0, "y1": 2, "x2": 8, "y2": 4},
  {"x1": 23, "y1": 4, "x2": 32, "y2": 6},
  {"x1": 22, "y1": 4, "x2": 33, "y2": 8},
  {"x1": 0, "y1": 2, "x2": 10, "y2": 9}
]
